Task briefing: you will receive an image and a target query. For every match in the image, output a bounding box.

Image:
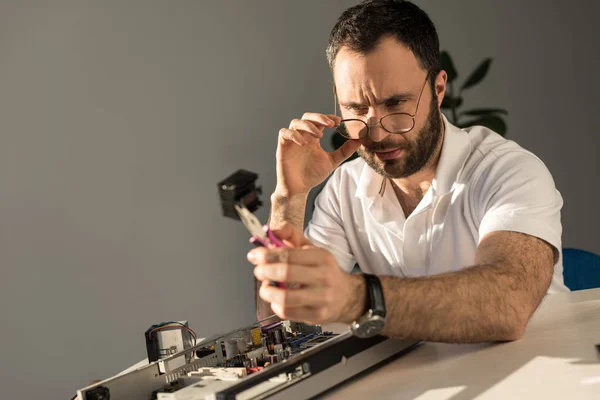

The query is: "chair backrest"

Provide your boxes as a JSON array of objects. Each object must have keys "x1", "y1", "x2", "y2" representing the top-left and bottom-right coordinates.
[{"x1": 562, "y1": 248, "x2": 600, "y2": 291}]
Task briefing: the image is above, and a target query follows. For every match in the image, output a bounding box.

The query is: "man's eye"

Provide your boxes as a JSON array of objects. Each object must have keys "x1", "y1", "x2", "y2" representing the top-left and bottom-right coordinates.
[
  {"x1": 346, "y1": 106, "x2": 367, "y2": 114},
  {"x1": 386, "y1": 100, "x2": 403, "y2": 108}
]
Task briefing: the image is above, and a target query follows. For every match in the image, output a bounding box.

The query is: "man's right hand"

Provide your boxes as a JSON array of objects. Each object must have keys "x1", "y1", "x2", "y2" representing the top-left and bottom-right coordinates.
[{"x1": 275, "y1": 113, "x2": 362, "y2": 196}]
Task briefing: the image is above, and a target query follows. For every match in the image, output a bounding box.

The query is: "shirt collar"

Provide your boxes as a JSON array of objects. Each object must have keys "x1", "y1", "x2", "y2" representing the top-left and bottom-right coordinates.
[
  {"x1": 432, "y1": 114, "x2": 472, "y2": 195},
  {"x1": 355, "y1": 114, "x2": 471, "y2": 200}
]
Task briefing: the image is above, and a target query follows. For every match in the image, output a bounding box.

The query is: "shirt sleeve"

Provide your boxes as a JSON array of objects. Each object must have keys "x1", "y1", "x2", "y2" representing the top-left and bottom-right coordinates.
[
  {"x1": 304, "y1": 168, "x2": 356, "y2": 273},
  {"x1": 476, "y1": 150, "x2": 563, "y2": 252}
]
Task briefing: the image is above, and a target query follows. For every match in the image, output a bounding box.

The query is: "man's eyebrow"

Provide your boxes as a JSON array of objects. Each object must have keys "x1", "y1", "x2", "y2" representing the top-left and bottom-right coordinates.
[{"x1": 339, "y1": 93, "x2": 414, "y2": 107}]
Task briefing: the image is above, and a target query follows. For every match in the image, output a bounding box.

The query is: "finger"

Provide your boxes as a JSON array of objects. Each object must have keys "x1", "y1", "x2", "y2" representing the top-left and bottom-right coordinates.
[
  {"x1": 324, "y1": 114, "x2": 343, "y2": 125},
  {"x1": 270, "y1": 303, "x2": 327, "y2": 324},
  {"x1": 278, "y1": 127, "x2": 311, "y2": 146},
  {"x1": 289, "y1": 119, "x2": 324, "y2": 138},
  {"x1": 248, "y1": 246, "x2": 335, "y2": 266},
  {"x1": 254, "y1": 263, "x2": 326, "y2": 286},
  {"x1": 259, "y1": 283, "x2": 328, "y2": 308},
  {"x1": 329, "y1": 139, "x2": 362, "y2": 166},
  {"x1": 268, "y1": 224, "x2": 312, "y2": 248},
  {"x1": 260, "y1": 279, "x2": 307, "y2": 292},
  {"x1": 301, "y1": 112, "x2": 338, "y2": 128}
]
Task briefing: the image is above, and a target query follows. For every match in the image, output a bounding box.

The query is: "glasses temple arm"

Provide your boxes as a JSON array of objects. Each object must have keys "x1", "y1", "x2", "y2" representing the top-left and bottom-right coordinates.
[
  {"x1": 333, "y1": 87, "x2": 337, "y2": 117},
  {"x1": 413, "y1": 71, "x2": 431, "y2": 117}
]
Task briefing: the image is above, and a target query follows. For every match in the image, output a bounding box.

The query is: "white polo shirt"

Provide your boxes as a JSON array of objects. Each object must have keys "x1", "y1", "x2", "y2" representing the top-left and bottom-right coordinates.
[{"x1": 305, "y1": 116, "x2": 568, "y2": 293}]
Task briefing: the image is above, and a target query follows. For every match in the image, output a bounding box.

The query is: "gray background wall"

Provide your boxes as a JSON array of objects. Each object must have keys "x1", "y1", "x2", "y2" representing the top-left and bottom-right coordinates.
[{"x1": 0, "y1": 1, "x2": 597, "y2": 399}]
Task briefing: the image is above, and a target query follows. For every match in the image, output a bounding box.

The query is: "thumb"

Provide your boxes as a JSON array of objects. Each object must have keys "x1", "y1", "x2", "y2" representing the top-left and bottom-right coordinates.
[
  {"x1": 330, "y1": 139, "x2": 361, "y2": 166},
  {"x1": 269, "y1": 223, "x2": 312, "y2": 248}
]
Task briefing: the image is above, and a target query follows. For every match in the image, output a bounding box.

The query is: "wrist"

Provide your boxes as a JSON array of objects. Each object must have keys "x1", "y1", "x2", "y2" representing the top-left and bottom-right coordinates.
[
  {"x1": 271, "y1": 188, "x2": 309, "y2": 201},
  {"x1": 342, "y1": 274, "x2": 368, "y2": 324},
  {"x1": 269, "y1": 191, "x2": 309, "y2": 231}
]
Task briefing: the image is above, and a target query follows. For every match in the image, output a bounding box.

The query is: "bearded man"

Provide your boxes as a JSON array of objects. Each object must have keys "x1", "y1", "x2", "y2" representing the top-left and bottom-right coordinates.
[{"x1": 247, "y1": 0, "x2": 567, "y2": 342}]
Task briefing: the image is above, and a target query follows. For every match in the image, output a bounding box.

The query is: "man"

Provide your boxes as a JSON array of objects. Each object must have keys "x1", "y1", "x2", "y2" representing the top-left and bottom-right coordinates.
[{"x1": 247, "y1": 0, "x2": 567, "y2": 343}]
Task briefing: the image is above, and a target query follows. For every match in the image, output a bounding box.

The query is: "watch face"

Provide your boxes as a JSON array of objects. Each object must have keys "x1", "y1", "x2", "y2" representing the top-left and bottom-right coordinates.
[{"x1": 353, "y1": 316, "x2": 386, "y2": 338}]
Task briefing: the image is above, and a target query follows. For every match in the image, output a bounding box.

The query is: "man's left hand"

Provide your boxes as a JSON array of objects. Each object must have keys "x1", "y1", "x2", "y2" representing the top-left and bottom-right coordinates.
[{"x1": 247, "y1": 244, "x2": 366, "y2": 325}]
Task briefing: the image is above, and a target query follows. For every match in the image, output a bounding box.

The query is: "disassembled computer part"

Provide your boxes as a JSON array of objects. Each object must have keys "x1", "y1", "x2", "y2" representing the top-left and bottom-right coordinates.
[
  {"x1": 145, "y1": 321, "x2": 197, "y2": 369},
  {"x1": 218, "y1": 169, "x2": 263, "y2": 221},
  {"x1": 77, "y1": 315, "x2": 420, "y2": 399}
]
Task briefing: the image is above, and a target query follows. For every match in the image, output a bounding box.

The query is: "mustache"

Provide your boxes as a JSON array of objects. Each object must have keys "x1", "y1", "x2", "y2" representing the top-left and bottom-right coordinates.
[
  {"x1": 363, "y1": 143, "x2": 408, "y2": 152},
  {"x1": 360, "y1": 137, "x2": 408, "y2": 153}
]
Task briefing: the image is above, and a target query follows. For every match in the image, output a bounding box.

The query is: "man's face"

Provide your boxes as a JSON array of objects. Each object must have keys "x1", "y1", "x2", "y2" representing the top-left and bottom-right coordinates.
[{"x1": 333, "y1": 37, "x2": 444, "y2": 179}]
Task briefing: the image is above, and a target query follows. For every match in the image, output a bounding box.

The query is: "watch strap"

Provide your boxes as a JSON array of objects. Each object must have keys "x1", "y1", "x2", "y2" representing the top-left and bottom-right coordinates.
[{"x1": 364, "y1": 274, "x2": 386, "y2": 317}]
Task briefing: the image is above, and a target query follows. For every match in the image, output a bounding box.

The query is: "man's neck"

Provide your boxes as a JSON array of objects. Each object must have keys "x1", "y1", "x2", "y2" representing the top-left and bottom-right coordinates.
[{"x1": 391, "y1": 167, "x2": 436, "y2": 199}]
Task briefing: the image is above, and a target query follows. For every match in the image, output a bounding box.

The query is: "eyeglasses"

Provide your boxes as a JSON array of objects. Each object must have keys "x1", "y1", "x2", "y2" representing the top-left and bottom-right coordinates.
[{"x1": 333, "y1": 72, "x2": 430, "y2": 140}]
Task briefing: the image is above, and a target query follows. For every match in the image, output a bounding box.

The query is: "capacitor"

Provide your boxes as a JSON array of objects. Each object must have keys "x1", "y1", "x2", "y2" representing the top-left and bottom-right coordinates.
[
  {"x1": 250, "y1": 358, "x2": 258, "y2": 368},
  {"x1": 269, "y1": 355, "x2": 278, "y2": 364}
]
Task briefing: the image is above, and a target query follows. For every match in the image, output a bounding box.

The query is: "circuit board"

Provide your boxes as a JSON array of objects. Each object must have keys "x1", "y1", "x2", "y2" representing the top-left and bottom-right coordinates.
[
  {"x1": 149, "y1": 319, "x2": 336, "y2": 399},
  {"x1": 77, "y1": 316, "x2": 420, "y2": 400}
]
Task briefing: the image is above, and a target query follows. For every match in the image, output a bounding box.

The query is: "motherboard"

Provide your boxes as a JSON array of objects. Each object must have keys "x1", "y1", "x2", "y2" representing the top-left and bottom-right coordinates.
[
  {"x1": 149, "y1": 318, "x2": 335, "y2": 399},
  {"x1": 77, "y1": 315, "x2": 419, "y2": 400}
]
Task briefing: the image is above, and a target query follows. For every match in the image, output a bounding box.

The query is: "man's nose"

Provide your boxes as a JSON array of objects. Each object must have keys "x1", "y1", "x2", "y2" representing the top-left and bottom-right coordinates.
[
  {"x1": 367, "y1": 123, "x2": 390, "y2": 142},
  {"x1": 365, "y1": 110, "x2": 389, "y2": 142}
]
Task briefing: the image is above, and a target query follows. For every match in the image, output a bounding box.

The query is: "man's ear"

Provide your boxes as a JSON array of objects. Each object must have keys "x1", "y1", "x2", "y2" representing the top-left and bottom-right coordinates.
[{"x1": 434, "y1": 70, "x2": 448, "y2": 108}]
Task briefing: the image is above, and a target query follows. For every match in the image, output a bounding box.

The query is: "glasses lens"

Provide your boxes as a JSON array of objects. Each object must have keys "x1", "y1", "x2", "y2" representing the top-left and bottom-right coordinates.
[
  {"x1": 336, "y1": 120, "x2": 368, "y2": 139},
  {"x1": 381, "y1": 114, "x2": 414, "y2": 134}
]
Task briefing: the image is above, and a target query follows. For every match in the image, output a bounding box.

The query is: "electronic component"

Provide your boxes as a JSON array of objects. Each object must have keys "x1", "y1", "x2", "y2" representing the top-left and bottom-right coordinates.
[
  {"x1": 250, "y1": 327, "x2": 261, "y2": 346},
  {"x1": 195, "y1": 346, "x2": 215, "y2": 359},
  {"x1": 77, "y1": 314, "x2": 421, "y2": 400},
  {"x1": 218, "y1": 170, "x2": 263, "y2": 220},
  {"x1": 145, "y1": 321, "x2": 197, "y2": 369}
]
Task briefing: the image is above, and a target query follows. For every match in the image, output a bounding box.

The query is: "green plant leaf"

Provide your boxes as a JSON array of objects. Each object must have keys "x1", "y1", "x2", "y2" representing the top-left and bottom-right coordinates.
[
  {"x1": 460, "y1": 108, "x2": 508, "y2": 117},
  {"x1": 439, "y1": 51, "x2": 458, "y2": 83},
  {"x1": 459, "y1": 115, "x2": 507, "y2": 136},
  {"x1": 441, "y1": 96, "x2": 463, "y2": 109},
  {"x1": 460, "y1": 58, "x2": 492, "y2": 92}
]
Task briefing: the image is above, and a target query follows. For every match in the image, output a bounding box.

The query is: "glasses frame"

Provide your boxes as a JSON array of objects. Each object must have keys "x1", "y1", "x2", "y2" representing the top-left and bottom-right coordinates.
[{"x1": 333, "y1": 72, "x2": 431, "y2": 140}]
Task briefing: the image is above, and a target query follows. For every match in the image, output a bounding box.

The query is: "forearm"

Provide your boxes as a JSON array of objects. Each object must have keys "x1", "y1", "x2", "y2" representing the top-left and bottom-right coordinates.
[
  {"x1": 378, "y1": 263, "x2": 551, "y2": 342},
  {"x1": 268, "y1": 191, "x2": 309, "y2": 232}
]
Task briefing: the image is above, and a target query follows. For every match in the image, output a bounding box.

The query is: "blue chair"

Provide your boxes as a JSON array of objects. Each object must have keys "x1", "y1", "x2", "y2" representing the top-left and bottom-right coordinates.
[{"x1": 562, "y1": 248, "x2": 600, "y2": 291}]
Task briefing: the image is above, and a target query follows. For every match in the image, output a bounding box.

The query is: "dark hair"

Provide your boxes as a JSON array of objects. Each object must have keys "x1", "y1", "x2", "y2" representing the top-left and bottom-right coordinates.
[{"x1": 327, "y1": 0, "x2": 440, "y2": 84}]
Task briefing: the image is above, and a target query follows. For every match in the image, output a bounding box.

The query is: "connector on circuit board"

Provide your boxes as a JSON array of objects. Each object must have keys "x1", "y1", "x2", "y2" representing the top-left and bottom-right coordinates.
[{"x1": 218, "y1": 169, "x2": 263, "y2": 220}]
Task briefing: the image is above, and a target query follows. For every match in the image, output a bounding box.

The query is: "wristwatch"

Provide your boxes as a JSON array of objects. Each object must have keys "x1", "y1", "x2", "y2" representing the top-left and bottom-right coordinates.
[{"x1": 350, "y1": 274, "x2": 387, "y2": 338}]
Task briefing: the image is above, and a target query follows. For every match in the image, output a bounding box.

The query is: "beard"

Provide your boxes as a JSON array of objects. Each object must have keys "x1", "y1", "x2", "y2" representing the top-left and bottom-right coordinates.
[{"x1": 357, "y1": 93, "x2": 443, "y2": 179}]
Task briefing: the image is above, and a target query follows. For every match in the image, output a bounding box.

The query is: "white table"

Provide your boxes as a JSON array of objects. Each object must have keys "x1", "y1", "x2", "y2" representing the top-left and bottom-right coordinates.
[{"x1": 323, "y1": 288, "x2": 600, "y2": 399}]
